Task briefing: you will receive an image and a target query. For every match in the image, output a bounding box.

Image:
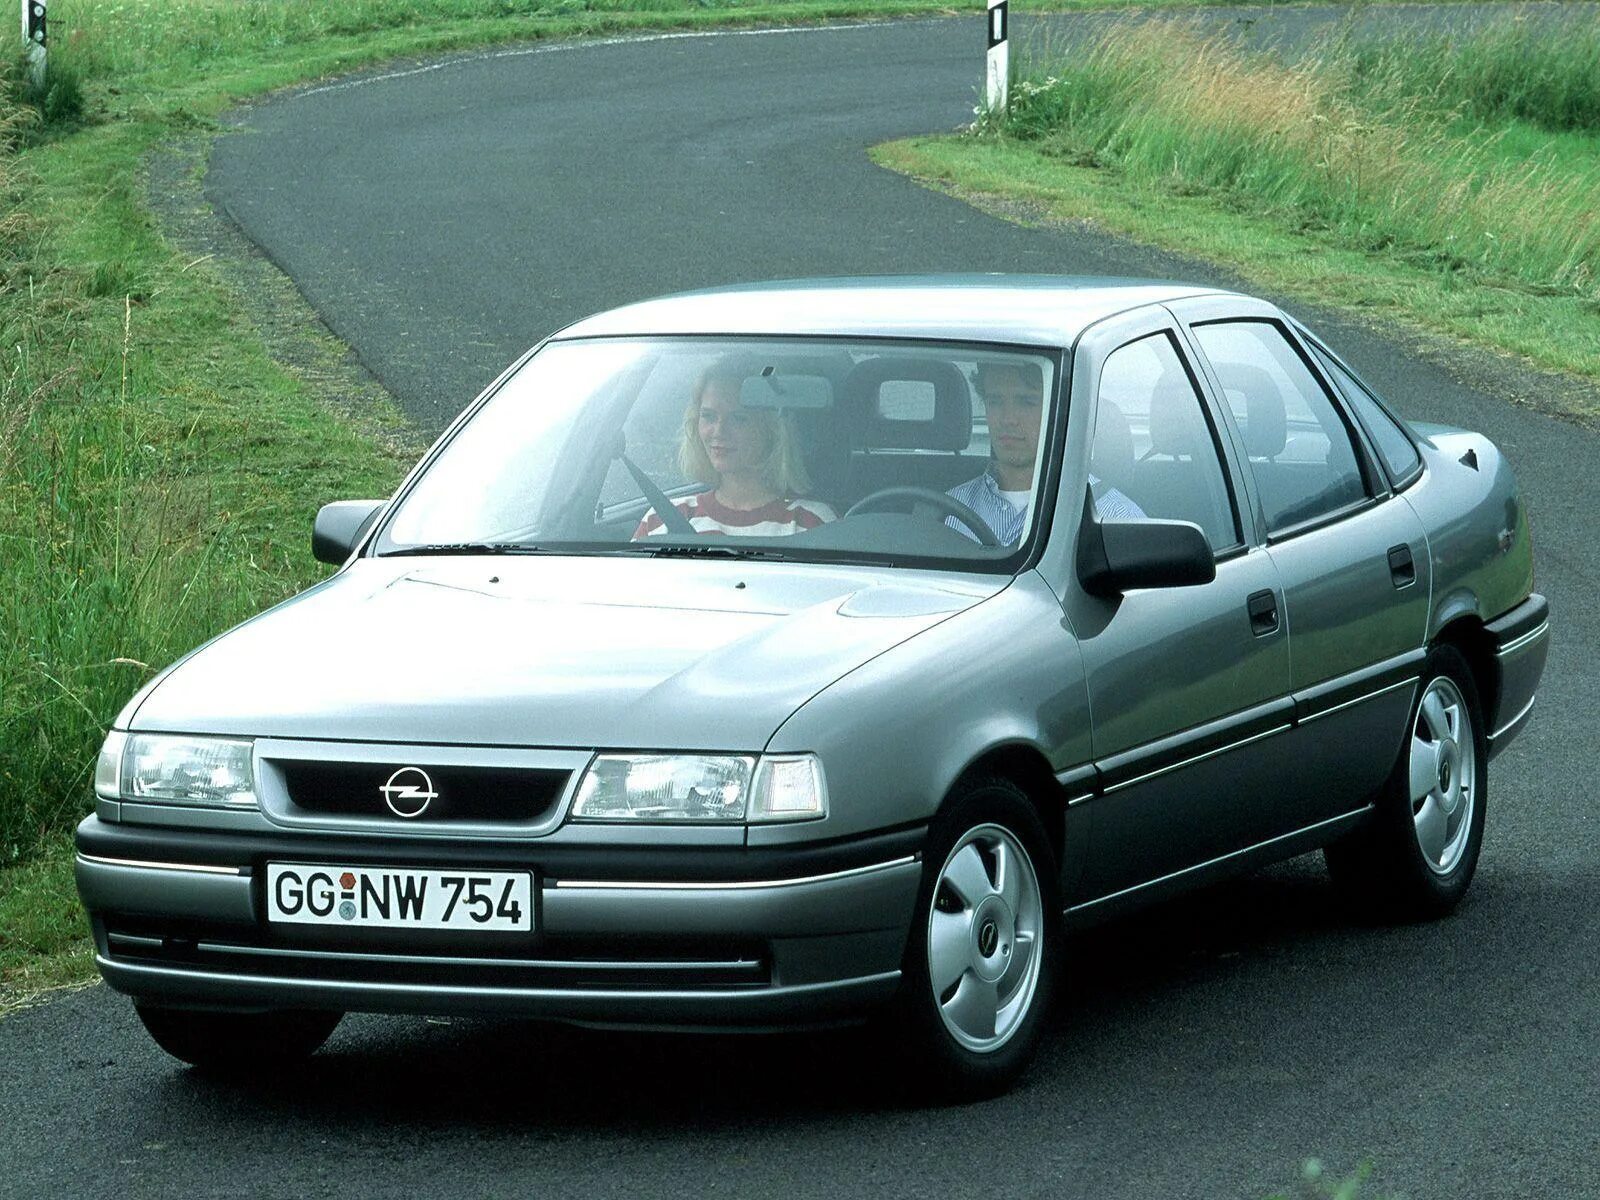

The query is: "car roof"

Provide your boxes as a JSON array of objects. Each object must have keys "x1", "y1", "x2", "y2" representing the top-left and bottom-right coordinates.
[{"x1": 551, "y1": 275, "x2": 1241, "y2": 347}]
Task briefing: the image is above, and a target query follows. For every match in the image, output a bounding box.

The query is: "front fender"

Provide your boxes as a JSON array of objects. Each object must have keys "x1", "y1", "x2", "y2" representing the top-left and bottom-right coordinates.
[{"x1": 755, "y1": 572, "x2": 1091, "y2": 846}]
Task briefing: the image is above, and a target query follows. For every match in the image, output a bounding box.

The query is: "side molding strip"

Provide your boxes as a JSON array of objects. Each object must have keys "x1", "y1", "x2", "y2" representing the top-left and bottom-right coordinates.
[
  {"x1": 1298, "y1": 677, "x2": 1418, "y2": 726},
  {"x1": 76, "y1": 853, "x2": 246, "y2": 877},
  {"x1": 1490, "y1": 693, "x2": 1538, "y2": 743},
  {"x1": 1496, "y1": 622, "x2": 1549, "y2": 658},
  {"x1": 1104, "y1": 723, "x2": 1293, "y2": 795},
  {"x1": 552, "y1": 854, "x2": 920, "y2": 891}
]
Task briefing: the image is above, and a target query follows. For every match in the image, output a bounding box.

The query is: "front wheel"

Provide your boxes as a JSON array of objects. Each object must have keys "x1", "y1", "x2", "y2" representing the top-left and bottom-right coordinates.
[
  {"x1": 136, "y1": 1005, "x2": 343, "y2": 1072},
  {"x1": 892, "y1": 778, "x2": 1059, "y2": 1101},
  {"x1": 1325, "y1": 644, "x2": 1488, "y2": 921}
]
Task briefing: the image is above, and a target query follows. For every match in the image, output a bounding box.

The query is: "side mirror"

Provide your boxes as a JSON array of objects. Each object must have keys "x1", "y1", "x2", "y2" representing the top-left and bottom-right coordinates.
[
  {"x1": 1078, "y1": 506, "x2": 1215, "y2": 596},
  {"x1": 312, "y1": 500, "x2": 385, "y2": 565}
]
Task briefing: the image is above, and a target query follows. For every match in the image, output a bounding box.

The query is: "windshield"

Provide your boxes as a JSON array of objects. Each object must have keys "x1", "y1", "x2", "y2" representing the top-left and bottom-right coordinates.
[{"x1": 376, "y1": 337, "x2": 1062, "y2": 570}]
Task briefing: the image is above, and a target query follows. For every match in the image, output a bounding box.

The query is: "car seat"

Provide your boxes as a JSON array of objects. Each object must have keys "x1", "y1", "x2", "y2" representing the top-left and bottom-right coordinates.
[
  {"x1": 1090, "y1": 399, "x2": 1137, "y2": 501},
  {"x1": 1134, "y1": 372, "x2": 1233, "y2": 544},
  {"x1": 836, "y1": 358, "x2": 978, "y2": 502}
]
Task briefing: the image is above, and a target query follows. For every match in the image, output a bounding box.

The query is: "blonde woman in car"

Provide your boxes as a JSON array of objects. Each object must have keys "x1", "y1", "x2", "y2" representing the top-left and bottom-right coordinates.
[{"x1": 633, "y1": 361, "x2": 836, "y2": 538}]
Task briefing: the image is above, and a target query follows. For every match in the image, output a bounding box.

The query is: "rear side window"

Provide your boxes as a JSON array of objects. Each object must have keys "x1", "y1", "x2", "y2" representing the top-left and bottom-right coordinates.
[
  {"x1": 1311, "y1": 349, "x2": 1422, "y2": 484},
  {"x1": 1192, "y1": 321, "x2": 1369, "y2": 535}
]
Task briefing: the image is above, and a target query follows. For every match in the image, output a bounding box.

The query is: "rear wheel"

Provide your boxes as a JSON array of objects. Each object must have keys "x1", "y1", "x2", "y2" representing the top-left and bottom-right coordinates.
[
  {"x1": 136, "y1": 1005, "x2": 342, "y2": 1072},
  {"x1": 893, "y1": 778, "x2": 1058, "y2": 1101},
  {"x1": 1325, "y1": 645, "x2": 1487, "y2": 920}
]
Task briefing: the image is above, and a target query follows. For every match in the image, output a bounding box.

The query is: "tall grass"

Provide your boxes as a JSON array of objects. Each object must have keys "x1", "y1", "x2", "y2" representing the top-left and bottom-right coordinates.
[
  {"x1": 0, "y1": 288, "x2": 402, "y2": 862},
  {"x1": 1345, "y1": 13, "x2": 1600, "y2": 132},
  {"x1": 1, "y1": 303, "x2": 271, "y2": 858},
  {"x1": 994, "y1": 17, "x2": 1600, "y2": 305},
  {"x1": 0, "y1": 83, "x2": 409, "y2": 862}
]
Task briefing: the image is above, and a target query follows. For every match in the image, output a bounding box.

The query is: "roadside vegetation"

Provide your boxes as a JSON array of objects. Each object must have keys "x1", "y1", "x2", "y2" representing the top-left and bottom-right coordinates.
[
  {"x1": 0, "y1": 83, "x2": 413, "y2": 995},
  {"x1": 878, "y1": 12, "x2": 1600, "y2": 399}
]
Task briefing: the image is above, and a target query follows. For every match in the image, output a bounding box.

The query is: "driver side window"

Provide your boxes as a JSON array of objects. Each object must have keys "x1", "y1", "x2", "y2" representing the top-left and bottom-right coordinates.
[{"x1": 1093, "y1": 332, "x2": 1240, "y2": 552}]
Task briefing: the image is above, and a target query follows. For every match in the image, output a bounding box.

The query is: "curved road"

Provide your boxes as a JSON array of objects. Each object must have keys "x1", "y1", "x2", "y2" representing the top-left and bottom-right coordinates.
[{"x1": 6, "y1": 9, "x2": 1597, "y2": 1198}]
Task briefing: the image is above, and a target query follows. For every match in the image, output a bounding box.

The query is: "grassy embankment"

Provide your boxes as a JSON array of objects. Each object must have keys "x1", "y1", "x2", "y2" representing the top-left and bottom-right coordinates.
[
  {"x1": 876, "y1": 13, "x2": 1600, "y2": 412},
  {"x1": 2, "y1": 0, "x2": 1422, "y2": 1007}
]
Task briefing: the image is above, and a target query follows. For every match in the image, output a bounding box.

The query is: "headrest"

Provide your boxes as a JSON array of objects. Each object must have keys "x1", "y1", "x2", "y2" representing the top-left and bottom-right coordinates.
[
  {"x1": 844, "y1": 358, "x2": 972, "y2": 452},
  {"x1": 1147, "y1": 371, "x2": 1199, "y2": 458},
  {"x1": 1243, "y1": 391, "x2": 1287, "y2": 459},
  {"x1": 1224, "y1": 365, "x2": 1288, "y2": 459},
  {"x1": 1091, "y1": 400, "x2": 1135, "y2": 490},
  {"x1": 1205, "y1": 362, "x2": 1288, "y2": 459}
]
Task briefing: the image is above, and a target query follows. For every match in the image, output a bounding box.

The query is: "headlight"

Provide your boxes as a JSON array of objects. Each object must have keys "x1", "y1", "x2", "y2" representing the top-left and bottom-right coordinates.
[
  {"x1": 111, "y1": 734, "x2": 257, "y2": 807},
  {"x1": 571, "y1": 753, "x2": 829, "y2": 823},
  {"x1": 572, "y1": 755, "x2": 753, "y2": 822}
]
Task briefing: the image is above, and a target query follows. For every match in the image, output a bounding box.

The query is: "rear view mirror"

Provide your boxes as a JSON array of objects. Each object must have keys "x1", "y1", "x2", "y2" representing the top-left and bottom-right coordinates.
[
  {"x1": 739, "y1": 372, "x2": 833, "y2": 410},
  {"x1": 312, "y1": 500, "x2": 385, "y2": 565},
  {"x1": 1078, "y1": 507, "x2": 1215, "y2": 596}
]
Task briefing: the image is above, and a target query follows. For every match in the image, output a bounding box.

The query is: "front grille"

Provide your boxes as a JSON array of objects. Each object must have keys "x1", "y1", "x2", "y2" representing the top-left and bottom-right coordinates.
[
  {"x1": 277, "y1": 760, "x2": 570, "y2": 828},
  {"x1": 254, "y1": 740, "x2": 592, "y2": 838}
]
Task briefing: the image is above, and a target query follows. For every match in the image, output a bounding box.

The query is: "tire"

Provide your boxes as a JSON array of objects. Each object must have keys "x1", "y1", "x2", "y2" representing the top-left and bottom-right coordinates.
[
  {"x1": 890, "y1": 777, "x2": 1059, "y2": 1102},
  {"x1": 1325, "y1": 645, "x2": 1488, "y2": 921},
  {"x1": 136, "y1": 1005, "x2": 342, "y2": 1072}
]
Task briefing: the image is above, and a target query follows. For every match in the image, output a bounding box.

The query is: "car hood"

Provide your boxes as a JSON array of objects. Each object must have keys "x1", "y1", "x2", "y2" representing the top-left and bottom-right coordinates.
[{"x1": 130, "y1": 557, "x2": 1004, "y2": 749}]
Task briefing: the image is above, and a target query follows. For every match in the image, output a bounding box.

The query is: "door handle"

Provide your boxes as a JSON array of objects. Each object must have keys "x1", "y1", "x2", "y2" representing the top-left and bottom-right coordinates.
[
  {"x1": 1247, "y1": 589, "x2": 1279, "y2": 637},
  {"x1": 1387, "y1": 544, "x2": 1416, "y2": 589}
]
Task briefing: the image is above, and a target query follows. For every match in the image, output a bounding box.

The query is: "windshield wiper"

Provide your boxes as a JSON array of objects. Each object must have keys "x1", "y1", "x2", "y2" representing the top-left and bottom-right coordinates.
[
  {"x1": 626, "y1": 543, "x2": 795, "y2": 561},
  {"x1": 378, "y1": 542, "x2": 549, "y2": 557},
  {"x1": 381, "y1": 541, "x2": 802, "y2": 562}
]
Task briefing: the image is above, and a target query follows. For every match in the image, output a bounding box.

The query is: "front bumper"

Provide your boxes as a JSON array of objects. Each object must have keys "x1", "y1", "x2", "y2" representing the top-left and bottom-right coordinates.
[{"x1": 75, "y1": 816, "x2": 924, "y2": 1029}]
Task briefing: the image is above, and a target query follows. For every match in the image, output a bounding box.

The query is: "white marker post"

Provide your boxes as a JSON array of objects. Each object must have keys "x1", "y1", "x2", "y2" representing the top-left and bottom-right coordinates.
[
  {"x1": 21, "y1": 0, "x2": 46, "y2": 92},
  {"x1": 985, "y1": 0, "x2": 1008, "y2": 114}
]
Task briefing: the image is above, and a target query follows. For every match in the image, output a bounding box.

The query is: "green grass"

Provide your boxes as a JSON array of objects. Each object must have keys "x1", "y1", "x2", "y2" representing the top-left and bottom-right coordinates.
[
  {"x1": 880, "y1": 14, "x2": 1600, "y2": 402},
  {"x1": 1, "y1": 115, "x2": 415, "y2": 861},
  {"x1": 0, "y1": 841, "x2": 94, "y2": 1009},
  {"x1": 1344, "y1": 11, "x2": 1600, "y2": 131}
]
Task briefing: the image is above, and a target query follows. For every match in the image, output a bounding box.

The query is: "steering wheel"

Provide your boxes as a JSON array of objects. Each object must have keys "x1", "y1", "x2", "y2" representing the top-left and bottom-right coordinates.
[{"x1": 844, "y1": 486, "x2": 1001, "y2": 547}]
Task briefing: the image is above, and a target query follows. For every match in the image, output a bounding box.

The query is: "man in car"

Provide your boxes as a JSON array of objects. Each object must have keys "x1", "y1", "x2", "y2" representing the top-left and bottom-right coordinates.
[{"x1": 947, "y1": 360, "x2": 1143, "y2": 545}]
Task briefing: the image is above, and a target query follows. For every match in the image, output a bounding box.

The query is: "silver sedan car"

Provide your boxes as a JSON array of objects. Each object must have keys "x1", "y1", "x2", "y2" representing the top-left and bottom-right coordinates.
[{"x1": 76, "y1": 277, "x2": 1549, "y2": 1098}]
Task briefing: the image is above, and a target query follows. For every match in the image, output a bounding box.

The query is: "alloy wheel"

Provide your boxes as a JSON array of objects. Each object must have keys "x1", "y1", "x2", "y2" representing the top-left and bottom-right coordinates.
[
  {"x1": 1409, "y1": 676, "x2": 1477, "y2": 875},
  {"x1": 926, "y1": 823, "x2": 1044, "y2": 1052}
]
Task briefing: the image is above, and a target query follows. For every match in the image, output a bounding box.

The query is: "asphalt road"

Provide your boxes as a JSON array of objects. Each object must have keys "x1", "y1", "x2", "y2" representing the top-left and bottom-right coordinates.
[{"x1": 6, "y1": 8, "x2": 1598, "y2": 1198}]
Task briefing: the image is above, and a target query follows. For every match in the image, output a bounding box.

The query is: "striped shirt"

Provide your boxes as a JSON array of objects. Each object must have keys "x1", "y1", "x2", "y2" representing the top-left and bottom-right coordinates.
[
  {"x1": 946, "y1": 471, "x2": 1145, "y2": 545},
  {"x1": 634, "y1": 491, "x2": 837, "y2": 539}
]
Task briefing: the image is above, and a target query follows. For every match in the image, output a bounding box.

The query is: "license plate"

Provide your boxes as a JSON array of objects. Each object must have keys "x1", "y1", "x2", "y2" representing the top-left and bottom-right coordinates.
[{"x1": 266, "y1": 864, "x2": 534, "y2": 932}]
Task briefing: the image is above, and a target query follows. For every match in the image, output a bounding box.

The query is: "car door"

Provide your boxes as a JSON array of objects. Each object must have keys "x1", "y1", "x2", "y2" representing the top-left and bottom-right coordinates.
[
  {"x1": 1173, "y1": 297, "x2": 1432, "y2": 825},
  {"x1": 1045, "y1": 306, "x2": 1294, "y2": 907}
]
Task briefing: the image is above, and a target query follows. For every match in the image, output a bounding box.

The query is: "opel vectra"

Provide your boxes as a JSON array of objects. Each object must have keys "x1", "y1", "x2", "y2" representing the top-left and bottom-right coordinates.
[{"x1": 76, "y1": 278, "x2": 1549, "y2": 1097}]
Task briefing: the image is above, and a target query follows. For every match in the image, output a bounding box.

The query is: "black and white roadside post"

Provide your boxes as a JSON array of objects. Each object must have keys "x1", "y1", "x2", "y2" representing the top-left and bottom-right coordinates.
[
  {"x1": 985, "y1": 0, "x2": 1008, "y2": 113},
  {"x1": 21, "y1": 0, "x2": 47, "y2": 92}
]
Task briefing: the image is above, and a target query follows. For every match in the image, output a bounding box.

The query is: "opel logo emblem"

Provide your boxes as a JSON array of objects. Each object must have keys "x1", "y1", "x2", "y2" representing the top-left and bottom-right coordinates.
[
  {"x1": 380, "y1": 766, "x2": 437, "y2": 819},
  {"x1": 978, "y1": 920, "x2": 999, "y2": 957}
]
